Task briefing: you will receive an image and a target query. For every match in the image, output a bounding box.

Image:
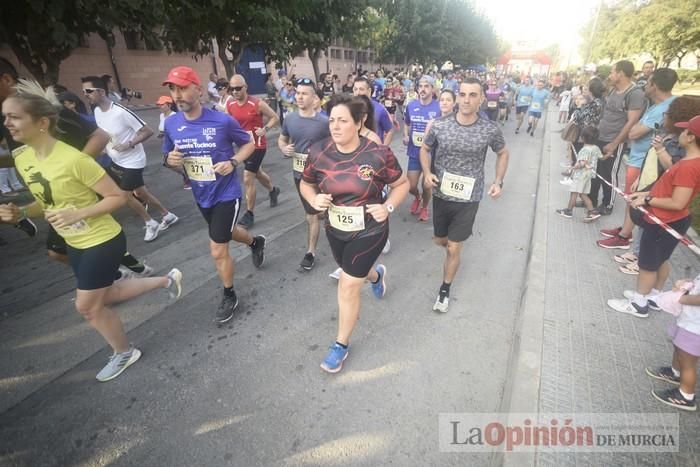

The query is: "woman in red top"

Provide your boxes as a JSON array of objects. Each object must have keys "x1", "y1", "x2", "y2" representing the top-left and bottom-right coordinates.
[
  {"x1": 608, "y1": 115, "x2": 700, "y2": 319},
  {"x1": 300, "y1": 95, "x2": 409, "y2": 373}
]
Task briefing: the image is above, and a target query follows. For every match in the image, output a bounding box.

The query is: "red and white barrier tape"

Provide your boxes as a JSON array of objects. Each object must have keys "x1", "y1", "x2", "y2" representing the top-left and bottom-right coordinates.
[{"x1": 568, "y1": 143, "x2": 700, "y2": 256}]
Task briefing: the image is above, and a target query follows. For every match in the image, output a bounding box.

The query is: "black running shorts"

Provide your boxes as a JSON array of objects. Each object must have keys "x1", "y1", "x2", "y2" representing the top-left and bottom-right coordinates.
[
  {"x1": 107, "y1": 162, "x2": 145, "y2": 191},
  {"x1": 46, "y1": 225, "x2": 68, "y2": 255},
  {"x1": 327, "y1": 229, "x2": 387, "y2": 278},
  {"x1": 244, "y1": 148, "x2": 267, "y2": 174},
  {"x1": 294, "y1": 178, "x2": 321, "y2": 215},
  {"x1": 433, "y1": 197, "x2": 479, "y2": 242},
  {"x1": 197, "y1": 199, "x2": 241, "y2": 243},
  {"x1": 67, "y1": 230, "x2": 126, "y2": 290}
]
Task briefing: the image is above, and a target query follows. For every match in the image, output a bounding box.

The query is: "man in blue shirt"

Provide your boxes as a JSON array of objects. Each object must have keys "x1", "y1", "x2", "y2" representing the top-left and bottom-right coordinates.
[
  {"x1": 514, "y1": 77, "x2": 534, "y2": 134},
  {"x1": 404, "y1": 75, "x2": 441, "y2": 221},
  {"x1": 162, "y1": 66, "x2": 265, "y2": 325},
  {"x1": 353, "y1": 76, "x2": 394, "y2": 145},
  {"x1": 526, "y1": 79, "x2": 550, "y2": 136}
]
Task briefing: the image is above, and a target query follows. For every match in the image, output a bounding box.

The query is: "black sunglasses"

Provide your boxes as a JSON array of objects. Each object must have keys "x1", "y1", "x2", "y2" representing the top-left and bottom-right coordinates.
[
  {"x1": 82, "y1": 88, "x2": 100, "y2": 94},
  {"x1": 229, "y1": 86, "x2": 244, "y2": 92}
]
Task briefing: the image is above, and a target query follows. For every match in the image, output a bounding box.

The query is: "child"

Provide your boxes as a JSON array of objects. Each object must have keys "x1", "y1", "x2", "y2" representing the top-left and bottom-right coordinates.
[
  {"x1": 647, "y1": 275, "x2": 700, "y2": 411},
  {"x1": 556, "y1": 126, "x2": 602, "y2": 222},
  {"x1": 558, "y1": 87, "x2": 572, "y2": 123}
]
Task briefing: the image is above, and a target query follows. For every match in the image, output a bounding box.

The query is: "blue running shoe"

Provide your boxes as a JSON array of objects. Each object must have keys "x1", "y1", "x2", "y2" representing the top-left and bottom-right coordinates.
[
  {"x1": 320, "y1": 343, "x2": 349, "y2": 373},
  {"x1": 371, "y1": 264, "x2": 386, "y2": 299}
]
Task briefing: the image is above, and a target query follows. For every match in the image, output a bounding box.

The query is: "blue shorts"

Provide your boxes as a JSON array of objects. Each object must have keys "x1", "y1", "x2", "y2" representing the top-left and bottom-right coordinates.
[
  {"x1": 528, "y1": 111, "x2": 542, "y2": 119},
  {"x1": 516, "y1": 105, "x2": 529, "y2": 114},
  {"x1": 407, "y1": 157, "x2": 421, "y2": 171}
]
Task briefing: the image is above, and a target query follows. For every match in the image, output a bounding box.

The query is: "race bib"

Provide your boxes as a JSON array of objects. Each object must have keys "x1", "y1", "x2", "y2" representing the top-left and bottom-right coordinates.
[
  {"x1": 411, "y1": 131, "x2": 425, "y2": 147},
  {"x1": 183, "y1": 156, "x2": 216, "y2": 182},
  {"x1": 292, "y1": 152, "x2": 308, "y2": 173},
  {"x1": 522, "y1": 96, "x2": 532, "y2": 105},
  {"x1": 45, "y1": 206, "x2": 90, "y2": 237},
  {"x1": 487, "y1": 101, "x2": 498, "y2": 109},
  {"x1": 384, "y1": 99, "x2": 394, "y2": 107},
  {"x1": 328, "y1": 203, "x2": 365, "y2": 232},
  {"x1": 531, "y1": 102, "x2": 542, "y2": 110},
  {"x1": 440, "y1": 171, "x2": 475, "y2": 200}
]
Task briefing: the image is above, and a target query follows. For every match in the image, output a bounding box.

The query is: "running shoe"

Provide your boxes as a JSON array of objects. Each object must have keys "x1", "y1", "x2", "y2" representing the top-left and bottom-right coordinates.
[
  {"x1": 527, "y1": 124, "x2": 532, "y2": 133},
  {"x1": 418, "y1": 207, "x2": 429, "y2": 222},
  {"x1": 645, "y1": 366, "x2": 681, "y2": 386},
  {"x1": 16, "y1": 218, "x2": 37, "y2": 237},
  {"x1": 597, "y1": 235, "x2": 631, "y2": 250},
  {"x1": 382, "y1": 238, "x2": 391, "y2": 254},
  {"x1": 320, "y1": 342, "x2": 349, "y2": 373},
  {"x1": 598, "y1": 206, "x2": 613, "y2": 216},
  {"x1": 607, "y1": 298, "x2": 648, "y2": 318},
  {"x1": 613, "y1": 252, "x2": 637, "y2": 264},
  {"x1": 96, "y1": 347, "x2": 142, "y2": 382},
  {"x1": 410, "y1": 197, "x2": 421, "y2": 215},
  {"x1": 216, "y1": 293, "x2": 238, "y2": 324},
  {"x1": 371, "y1": 264, "x2": 387, "y2": 299},
  {"x1": 583, "y1": 210, "x2": 601, "y2": 223},
  {"x1": 158, "y1": 212, "x2": 179, "y2": 231},
  {"x1": 144, "y1": 221, "x2": 160, "y2": 242},
  {"x1": 555, "y1": 208, "x2": 573, "y2": 219},
  {"x1": 651, "y1": 387, "x2": 696, "y2": 412},
  {"x1": 130, "y1": 263, "x2": 154, "y2": 278},
  {"x1": 329, "y1": 267, "x2": 342, "y2": 280},
  {"x1": 251, "y1": 235, "x2": 266, "y2": 268},
  {"x1": 167, "y1": 268, "x2": 183, "y2": 299},
  {"x1": 433, "y1": 290, "x2": 449, "y2": 313},
  {"x1": 183, "y1": 180, "x2": 192, "y2": 190},
  {"x1": 1, "y1": 191, "x2": 18, "y2": 197},
  {"x1": 622, "y1": 290, "x2": 660, "y2": 311},
  {"x1": 238, "y1": 211, "x2": 254, "y2": 229},
  {"x1": 269, "y1": 186, "x2": 281, "y2": 208},
  {"x1": 600, "y1": 226, "x2": 623, "y2": 238},
  {"x1": 300, "y1": 252, "x2": 315, "y2": 271}
]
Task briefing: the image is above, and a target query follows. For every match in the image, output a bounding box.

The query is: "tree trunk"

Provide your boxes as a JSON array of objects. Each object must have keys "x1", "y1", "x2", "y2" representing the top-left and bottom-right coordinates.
[
  {"x1": 217, "y1": 40, "x2": 235, "y2": 79},
  {"x1": 309, "y1": 48, "x2": 322, "y2": 81},
  {"x1": 676, "y1": 50, "x2": 687, "y2": 68}
]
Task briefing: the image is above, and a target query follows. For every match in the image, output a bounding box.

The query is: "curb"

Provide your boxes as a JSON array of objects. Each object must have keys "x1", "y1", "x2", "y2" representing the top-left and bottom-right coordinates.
[{"x1": 492, "y1": 108, "x2": 551, "y2": 467}]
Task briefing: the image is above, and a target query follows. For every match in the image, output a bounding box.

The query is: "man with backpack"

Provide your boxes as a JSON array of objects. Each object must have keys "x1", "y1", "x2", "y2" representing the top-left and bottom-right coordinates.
[{"x1": 589, "y1": 60, "x2": 645, "y2": 220}]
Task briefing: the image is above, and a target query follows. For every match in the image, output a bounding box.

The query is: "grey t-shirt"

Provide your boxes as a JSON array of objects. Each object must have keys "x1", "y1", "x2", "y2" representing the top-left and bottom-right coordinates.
[
  {"x1": 597, "y1": 85, "x2": 645, "y2": 142},
  {"x1": 281, "y1": 111, "x2": 330, "y2": 179},
  {"x1": 424, "y1": 114, "x2": 506, "y2": 203}
]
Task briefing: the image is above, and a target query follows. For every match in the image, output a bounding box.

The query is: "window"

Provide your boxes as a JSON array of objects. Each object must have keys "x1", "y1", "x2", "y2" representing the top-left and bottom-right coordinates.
[
  {"x1": 331, "y1": 49, "x2": 342, "y2": 60},
  {"x1": 122, "y1": 30, "x2": 144, "y2": 50},
  {"x1": 344, "y1": 50, "x2": 354, "y2": 61},
  {"x1": 358, "y1": 52, "x2": 368, "y2": 63}
]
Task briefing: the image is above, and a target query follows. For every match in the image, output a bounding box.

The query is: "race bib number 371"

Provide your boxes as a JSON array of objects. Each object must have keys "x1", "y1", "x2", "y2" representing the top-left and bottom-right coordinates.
[{"x1": 183, "y1": 156, "x2": 216, "y2": 182}]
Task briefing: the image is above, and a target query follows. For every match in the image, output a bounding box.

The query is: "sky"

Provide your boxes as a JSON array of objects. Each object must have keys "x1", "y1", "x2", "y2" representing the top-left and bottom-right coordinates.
[{"x1": 472, "y1": 0, "x2": 600, "y2": 66}]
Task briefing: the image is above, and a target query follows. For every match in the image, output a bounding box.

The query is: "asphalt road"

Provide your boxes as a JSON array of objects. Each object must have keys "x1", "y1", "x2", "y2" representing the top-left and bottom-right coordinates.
[{"x1": 0, "y1": 108, "x2": 544, "y2": 466}]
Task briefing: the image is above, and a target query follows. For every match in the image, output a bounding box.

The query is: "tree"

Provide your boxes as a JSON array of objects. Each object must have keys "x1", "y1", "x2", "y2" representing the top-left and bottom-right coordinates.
[{"x1": 0, "y1": 0, "x2": 164, "y2": 85}]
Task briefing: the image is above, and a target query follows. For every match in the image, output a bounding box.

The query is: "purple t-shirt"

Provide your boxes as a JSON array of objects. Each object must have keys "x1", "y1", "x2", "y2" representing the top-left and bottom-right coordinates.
[
  {"x1": 372, "y1": 100, "x2": 393, "y2": 143},
  {"x1": 485, "y1": 89, "x2": 502, "y2": 111},
  {"x1": 404, "y1": 99, "x2": 440, "y2": 159},
  {"x1": 163, "y1": 108, "x2": 251, "y2": 208}
]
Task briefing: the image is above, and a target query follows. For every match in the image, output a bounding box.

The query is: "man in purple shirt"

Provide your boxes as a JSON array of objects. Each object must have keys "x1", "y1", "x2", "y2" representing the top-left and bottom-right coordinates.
[
  {"x1": 162, "y1": 66, "x2": 265, "y2": 325},
  {"x1": 352, "y1": 76, "x2": 394, "y2": 145}
]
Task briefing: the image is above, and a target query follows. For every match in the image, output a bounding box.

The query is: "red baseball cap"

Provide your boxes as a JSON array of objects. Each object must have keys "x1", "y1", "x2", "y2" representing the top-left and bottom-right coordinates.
[
  {"x1": 155, "y1": 95, "x2": 173, "y2": 105},
  {"x1": 162, "y1": 66, "x2": 201, "y2": 87},
  {"x1": 675, "y1": 115, "x2": 700, "y2": 137}
]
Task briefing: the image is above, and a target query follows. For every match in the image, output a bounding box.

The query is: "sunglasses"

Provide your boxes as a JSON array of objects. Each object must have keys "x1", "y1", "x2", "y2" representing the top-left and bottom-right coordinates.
[
  {"x1": 229, "y1": 86, "x2": 244, "y2": 92},
  {"x1": 296, "y1": 78, "x2": 313, "y2": 86},
  {"x1": 82, "y1": 88, "x2": 101, "y2": 94}
]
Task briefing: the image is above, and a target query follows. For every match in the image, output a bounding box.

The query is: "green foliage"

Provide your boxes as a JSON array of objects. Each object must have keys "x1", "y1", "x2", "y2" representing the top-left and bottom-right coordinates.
[{"x1": 597, "y1": 64, "x2": 612, "y2": 79}]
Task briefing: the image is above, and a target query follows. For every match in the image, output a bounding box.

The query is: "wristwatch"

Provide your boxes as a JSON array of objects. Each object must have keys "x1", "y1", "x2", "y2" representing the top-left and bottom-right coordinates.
[
  {"x1": 386, "y1": 203, "x2": 395, "y2": 213},
  {"x1": 644, "y1": 195, "x2": 653, "y2": 206},
  {"x1": 230, "y1": 158, "x2": 240, "y2": 168}
]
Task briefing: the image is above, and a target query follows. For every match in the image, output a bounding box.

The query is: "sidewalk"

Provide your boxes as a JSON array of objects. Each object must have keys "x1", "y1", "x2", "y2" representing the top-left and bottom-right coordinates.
[{"x1": 507, "y1": 105, "x2": 700, "y2": 465}]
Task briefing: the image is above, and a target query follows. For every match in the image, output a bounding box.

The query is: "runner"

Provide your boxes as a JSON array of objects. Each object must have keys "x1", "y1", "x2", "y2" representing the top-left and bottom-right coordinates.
[
  {"x1": 81, "y1": 75, "x2": 179, "y2": 242},
  {"x1": 352, "y1": 76, "x2": 394, "y2": 145},
  {"x1": 403, "y1": 75, "x2": 440, "y2": 221},
  {"x1": 277, "y1": 77, "x2": 330, "y2": 271},
  {"x1": 420, "y1": 78, "x2": 510, "y2": 313},
  {"x1": 226, "y1": 74, "x2": 281, "y2": 229},
  {"x1": 161, "y1": 66, "x2": 266, "y2": 324},
  {"x1": 0, "y1": 80, "x2": 182, "y2": 382},
  {"x1": 526, "y1": 79, "x2": 550, "y2": 137},
  {"x1": 514, "y1": 77, "x2": 534, "y2": 134},
  {"x1": 300, "y1": 94, "x2": 408, "y2": 373},
  {"x1": 484, "y1": 80, "x2": 502, "y2": 122}
]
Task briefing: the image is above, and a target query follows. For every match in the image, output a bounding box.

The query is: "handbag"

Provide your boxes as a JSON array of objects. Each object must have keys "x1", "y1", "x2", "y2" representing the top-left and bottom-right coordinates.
[{"x1": 561, "y1": 120, "x2": 581, "y2": 143}]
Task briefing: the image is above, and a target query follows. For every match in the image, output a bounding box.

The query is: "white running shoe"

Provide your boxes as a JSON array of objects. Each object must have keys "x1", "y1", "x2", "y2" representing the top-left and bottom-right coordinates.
[
  {"x1": 382, "y1": 238, "x2": 391, "y2": 254},
  {"x1": 167, "y1": 268, "x2": 183, "y2": 299},
  {"x1": 132, "y1": 264, "x2": 154, "y2": 278},
  {"x1": 158, "y1": 212, "x2": 179, "y2": 231},
  {"x1": 329, "y1": 267, "x2": 342, "y2": 280},
  {"x1": 433, "y1": 293, "x2": 449, "y2": 313},
  {"x1": 95, "y1": 347, "x2": 142, "y2": 382},
  {"x1": 144, "y1": 221, "x2": 159, "y2": 242}
]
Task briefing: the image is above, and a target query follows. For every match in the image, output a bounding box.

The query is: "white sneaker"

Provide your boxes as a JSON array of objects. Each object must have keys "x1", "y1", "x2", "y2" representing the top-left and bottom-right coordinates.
[
  {"x1": 95, "y1": 347, "x2": 142, "y2": 382},
  {"x1": 158, "y1": 212, "x2": 179, "y2": 231},
  {"x1": 144, "y1": 221, "x2": 159, "y2": 242},
  {"x1": 382, "y1": 238, "x2": 391, "y2": 254},
  {"x1": 329, "y1": 267, "x2": 342, "y2": 280},
  {"x1": 167, "y1": 268, "x2": 183, "y2": 299},
  {"x1": 114, "y1": 266, "x2": 132, "y2": 283},
  {"x1": 433, "y1": 293, "x2": 449, "y2": 313},
  {"x1": 607, "y1": 298, "x2": 648, "y2": 318},
  {"x1": 132, "y1": 264, "x2": 154, "y2": 278}
]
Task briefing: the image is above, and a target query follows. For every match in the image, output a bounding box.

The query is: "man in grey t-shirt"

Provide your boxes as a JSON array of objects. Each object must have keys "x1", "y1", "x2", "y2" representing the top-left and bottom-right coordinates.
[
  {"x1": 420, "y1": 78, "x2": 509, "y2": 313},
  {"x1": 278, "y1": 78, "x2": 330, "y2": 271},
  {"x1": 590, "y1": 60, "x2": 645, "y2": 215}
]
